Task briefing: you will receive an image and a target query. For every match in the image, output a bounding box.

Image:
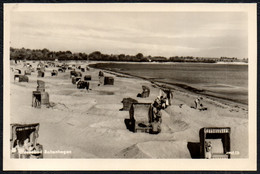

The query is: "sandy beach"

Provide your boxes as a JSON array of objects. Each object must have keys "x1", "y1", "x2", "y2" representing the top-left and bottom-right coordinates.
[{"x1": 9, "y1": 61, "x2": 248, "y2": 159}]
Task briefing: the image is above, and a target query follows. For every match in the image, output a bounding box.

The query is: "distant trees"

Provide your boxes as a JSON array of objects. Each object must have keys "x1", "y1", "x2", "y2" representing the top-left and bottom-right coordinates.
[
  {"x1": 10, "y1": 47, "x2": 31, "y2": 60},
  {"x1": 10, "y1": 47, "x2": 82, "y2": 61},
  {"x1": 9, "y1": 47, "x2": 246, "y2": 63},
  {"x1": 89, "y1": 51, "x2": 102, "y2": 60},
  {"x1": 219, "y1": 57, "x2": 238, "y2": 62},
  {"x1": 136, "y1": 53, "x2": 143, "y2": 59},
  {"x1": 9, "y1": 47, "x2": 146, "y2": 62},
  {"x1": 150, "y1": 56, "x2": 167, "y2": 62},
  {"x1": 118, "y1": 54, "x2": 125, "y2": 60},
  {"x1": 169, "y1": 56, "x2": 216, "y2": 63}
]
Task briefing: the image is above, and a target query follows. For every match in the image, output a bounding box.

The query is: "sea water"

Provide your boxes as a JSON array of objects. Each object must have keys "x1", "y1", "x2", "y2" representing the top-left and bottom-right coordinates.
[{"x1": 91, "y1": 63, "x2": 248, "y2": 105}]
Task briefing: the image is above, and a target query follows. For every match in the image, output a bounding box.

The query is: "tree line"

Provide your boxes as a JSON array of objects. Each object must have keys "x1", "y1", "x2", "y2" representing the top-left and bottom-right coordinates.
[{"x1": 10, "y1": 47, "x2": 247, "y2": 63}]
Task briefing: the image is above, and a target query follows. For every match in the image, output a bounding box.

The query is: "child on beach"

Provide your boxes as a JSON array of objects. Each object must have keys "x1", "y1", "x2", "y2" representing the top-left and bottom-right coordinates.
[{"x1": 205, "y1": 141, "x2": 213, "y2": 159}]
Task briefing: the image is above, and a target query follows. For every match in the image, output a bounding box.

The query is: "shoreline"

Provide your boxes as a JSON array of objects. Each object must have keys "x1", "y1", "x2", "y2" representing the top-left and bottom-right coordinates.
[
  {"x1": 87, "y1": 60, "x2": 248, "y2": 65},
  {"x1": 89, "y1": 64, "x2": 248, "y2": 111}
]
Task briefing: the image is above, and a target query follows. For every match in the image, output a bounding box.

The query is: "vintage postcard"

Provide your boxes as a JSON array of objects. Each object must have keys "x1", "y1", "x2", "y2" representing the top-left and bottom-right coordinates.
[{"x1": 3, "y1": 3, "x2": 257, "y2": 171}]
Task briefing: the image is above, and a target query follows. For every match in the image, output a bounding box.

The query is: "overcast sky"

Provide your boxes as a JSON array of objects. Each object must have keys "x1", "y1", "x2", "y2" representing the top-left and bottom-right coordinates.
[{"x1": 10, "y1": 12, "x2": 248, "y2": 58}]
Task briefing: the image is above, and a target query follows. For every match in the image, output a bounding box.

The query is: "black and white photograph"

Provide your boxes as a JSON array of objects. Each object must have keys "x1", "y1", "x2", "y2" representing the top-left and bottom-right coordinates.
[{"x1": 3, "y1": 3, "x2": 257, "y2": 171}]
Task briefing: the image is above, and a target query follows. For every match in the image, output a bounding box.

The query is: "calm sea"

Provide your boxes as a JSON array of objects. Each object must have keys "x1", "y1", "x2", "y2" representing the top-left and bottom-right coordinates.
[{"x1": 91, "y1": 63, "x2": 248, "y2": 105}]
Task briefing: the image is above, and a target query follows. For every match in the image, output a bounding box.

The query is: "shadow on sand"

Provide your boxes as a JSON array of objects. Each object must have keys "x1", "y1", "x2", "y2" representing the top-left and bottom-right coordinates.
[{"x1": 187, "y1": 142, "x2": 201, "y2": 159}]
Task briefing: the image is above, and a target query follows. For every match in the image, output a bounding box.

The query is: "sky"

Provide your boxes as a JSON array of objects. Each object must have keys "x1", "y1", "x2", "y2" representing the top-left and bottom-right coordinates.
[{"x1": 10, "y1": 12, "x2": 248, "y2": 58}]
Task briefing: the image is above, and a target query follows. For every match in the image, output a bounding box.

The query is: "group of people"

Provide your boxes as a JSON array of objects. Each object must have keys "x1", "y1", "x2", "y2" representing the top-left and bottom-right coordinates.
[
  {"x1": 150, "y1": 89, "x2": 206, "y2": 125},
  {"x1": 149, "y1": 89, "x2": 173, "y2": 126}
]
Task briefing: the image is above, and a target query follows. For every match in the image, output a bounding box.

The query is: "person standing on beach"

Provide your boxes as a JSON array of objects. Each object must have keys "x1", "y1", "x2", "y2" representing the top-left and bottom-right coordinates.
[
  {"x1": 149, "y1": 103, "x2": 162, "y2": 134},
  {"x1": 165, "y1": 89, "x2": 173, "y2": 106},
  {"x1": 151, "y1": 96, "x2": 163, "y2": 122},
  {"x1": 194, "y1": 97, "x2": 203, "y2": 109}
]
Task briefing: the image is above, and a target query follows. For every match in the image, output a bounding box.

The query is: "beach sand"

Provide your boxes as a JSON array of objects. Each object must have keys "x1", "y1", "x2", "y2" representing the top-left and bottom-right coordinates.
[{"x1": 9, "y1": 61, "x2": 248, "y2": 158}]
